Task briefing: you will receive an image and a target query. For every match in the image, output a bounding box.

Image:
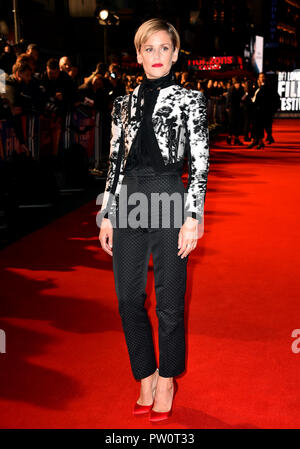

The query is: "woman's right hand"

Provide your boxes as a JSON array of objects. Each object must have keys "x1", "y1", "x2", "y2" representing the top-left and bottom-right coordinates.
[{"x1": 99, "y1": 218, "x2": 113, "y2": 256}]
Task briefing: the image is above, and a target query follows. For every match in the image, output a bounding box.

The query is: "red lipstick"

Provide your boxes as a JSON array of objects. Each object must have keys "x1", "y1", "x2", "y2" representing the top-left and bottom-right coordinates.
[{"x1": 152, "y1": 63, "x2": 163, "y2": 67}]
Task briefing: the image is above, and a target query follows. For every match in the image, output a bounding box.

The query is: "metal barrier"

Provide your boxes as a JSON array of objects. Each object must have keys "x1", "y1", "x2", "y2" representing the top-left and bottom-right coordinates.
[
  {"x1": 0, "y1": 115, "x2": 34, "y2": 159},
  {"x1": 0, "y1": 109, "x2": 105, "y2": 166}
]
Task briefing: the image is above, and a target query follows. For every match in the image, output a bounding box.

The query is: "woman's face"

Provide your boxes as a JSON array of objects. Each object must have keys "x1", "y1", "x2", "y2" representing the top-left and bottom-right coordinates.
[{"x1": 137, "y1": 30, "x2": 178, "y2": 79}]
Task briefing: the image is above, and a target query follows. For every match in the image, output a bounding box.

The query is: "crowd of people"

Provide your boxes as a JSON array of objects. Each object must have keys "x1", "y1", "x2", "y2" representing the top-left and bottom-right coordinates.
[
  {"x1": 0, "y1": 42, "x2": 123, "y2": 161},
  {"x1": 223, "y1": 73, "x2": 280, "y2": 149},
  {"x1": 0, "y1": 40, "x2": 281, "y2": 161}
]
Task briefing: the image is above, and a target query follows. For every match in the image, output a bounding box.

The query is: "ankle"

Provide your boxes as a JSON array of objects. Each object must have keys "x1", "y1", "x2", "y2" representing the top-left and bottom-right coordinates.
[
  {"x1": 158, "y1": 375, "x2": 173, "y2": 381},
  {"x1": 156, "y1": 377, "x2": 174, "y2": 389},
  {"x1": 141, "y1": 370, "x2": 158, "y2": 387}
]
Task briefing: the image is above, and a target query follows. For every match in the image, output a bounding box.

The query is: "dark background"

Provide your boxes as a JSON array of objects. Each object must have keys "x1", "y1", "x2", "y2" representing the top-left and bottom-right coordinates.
[{"x1": 1, "y1": 0, "x2": 300, "y2": 77}]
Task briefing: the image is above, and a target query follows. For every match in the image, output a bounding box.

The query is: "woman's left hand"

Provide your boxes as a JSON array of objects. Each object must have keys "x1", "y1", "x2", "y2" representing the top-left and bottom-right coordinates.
[{"x1": 178, "y1": 216, "x2": 199, "y2": 258}]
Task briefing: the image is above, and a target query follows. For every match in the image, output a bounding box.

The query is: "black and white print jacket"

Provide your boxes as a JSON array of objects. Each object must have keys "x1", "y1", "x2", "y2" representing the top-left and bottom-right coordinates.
[{"x1": 99, "y1": 83, "x2": 210, "y2": 223}]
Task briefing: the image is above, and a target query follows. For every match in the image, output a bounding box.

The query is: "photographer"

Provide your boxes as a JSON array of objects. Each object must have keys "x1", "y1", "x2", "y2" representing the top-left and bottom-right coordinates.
[
  {"x1": 77, "y1": 73, "x2": 110, "y2": 113},
  {"x1": 77, "y1": 73, "x2": 111, "y2": 165},
  {"x1": 59, "y1": 56, "x2": 72, "y2": 74},
  {"x1": 40, "y1": 58, "x2": 76, "y2": 118},
  {"x1": 105, "y1": 63, "x2": 126, "y2": 106},
  {"x1": 0, "y1": 41, "x2": 16, "y2": 75},
  {"x1": 26, "y1": 43, "x2": 42, "y2": 76},
  {"x1": 14, "y1": 53, "x2": 47, "y2": 113},
  {"x1": 1, "y1": 60, "x2": 34, "y2": 155}
]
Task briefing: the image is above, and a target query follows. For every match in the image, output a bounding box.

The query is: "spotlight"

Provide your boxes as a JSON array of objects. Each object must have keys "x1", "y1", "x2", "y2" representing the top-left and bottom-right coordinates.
[{"x1": 99, "y1": 9, "x2": 109, "y2": 21}]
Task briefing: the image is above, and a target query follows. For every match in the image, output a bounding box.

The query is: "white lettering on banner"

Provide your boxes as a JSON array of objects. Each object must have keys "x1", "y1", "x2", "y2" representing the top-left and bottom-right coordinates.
[
  {"x1": 280, "y1": 98, "x2": 300, "y2": 111},
  {"x1": 278, "y1": 71, "x2": 300, "y2": 111}
]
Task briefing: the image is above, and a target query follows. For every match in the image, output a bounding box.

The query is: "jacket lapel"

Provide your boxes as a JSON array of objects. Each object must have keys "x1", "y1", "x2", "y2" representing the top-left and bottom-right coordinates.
[
  {"x1": 123, "y1": 85, "x2": 143, "y2": 160},
  {"x1": 122, "y1": 84, "x2": 178, "y2": 163}
]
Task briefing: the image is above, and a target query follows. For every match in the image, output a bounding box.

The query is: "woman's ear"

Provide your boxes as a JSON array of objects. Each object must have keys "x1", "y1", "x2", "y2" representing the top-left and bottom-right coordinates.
[
  {"x1": 136, "y1": 51, "x2": 142, "y2": 65},
  {"x1": 172, "y1": 47, "x2": 179, "y2": 64}
]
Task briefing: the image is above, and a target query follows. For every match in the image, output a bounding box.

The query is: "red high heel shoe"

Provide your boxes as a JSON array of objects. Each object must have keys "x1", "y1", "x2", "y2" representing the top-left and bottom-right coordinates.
[
  {"x1": 149, "y1": 379, "x2": 178, "y2": 422},
  {"x1": 133, "y1": 369, "x2": 159, "y2": 415}
]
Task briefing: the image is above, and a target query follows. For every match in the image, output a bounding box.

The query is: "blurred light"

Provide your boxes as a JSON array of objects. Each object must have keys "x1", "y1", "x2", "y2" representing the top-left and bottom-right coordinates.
[
  {"x1": 277, "y1": 22, "x2": 296, "y2": 34},
  {"x1": 190, "y1": 11, "x2": 200, "y2": 25},
  {"x1": 100, "y1": 9, "x2": 109, "y2": 20}
]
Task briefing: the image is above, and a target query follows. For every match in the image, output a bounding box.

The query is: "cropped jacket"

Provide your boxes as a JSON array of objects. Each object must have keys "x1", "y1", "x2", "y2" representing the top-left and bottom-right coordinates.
[{"x1": 98, "y1": 83, "x2": 210, "y2": 223}]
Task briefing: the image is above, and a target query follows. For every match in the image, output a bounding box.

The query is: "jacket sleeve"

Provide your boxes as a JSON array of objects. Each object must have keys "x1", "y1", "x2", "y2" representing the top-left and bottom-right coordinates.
[
  {"x1": 98, "y1": 95, "x2": 124, "y2": 223},
  {"x1": 184, "y1": 90, "x2": 210, "y2": 222}
]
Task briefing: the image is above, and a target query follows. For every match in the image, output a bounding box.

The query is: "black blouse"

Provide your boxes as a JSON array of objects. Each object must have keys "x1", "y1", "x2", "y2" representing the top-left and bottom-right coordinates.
[{"x1": 124, "y1": 69, "x2": 177, "y2": 172}]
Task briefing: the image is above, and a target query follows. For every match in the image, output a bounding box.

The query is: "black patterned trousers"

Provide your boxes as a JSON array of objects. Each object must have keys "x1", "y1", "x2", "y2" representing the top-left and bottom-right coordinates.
[{"x1": 112, "y1": 166, "x2": 189, "y2": 380}]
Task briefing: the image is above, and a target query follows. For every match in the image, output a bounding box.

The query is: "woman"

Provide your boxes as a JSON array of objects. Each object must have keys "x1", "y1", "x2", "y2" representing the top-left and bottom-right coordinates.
[
  {"x1": 225, "y1": 77, "x2": 244, "y2": 145},
  {"x1": 240, "y1": 80, "x2": 254, "y2": 142},
  {"x1": 98, "y1": 18, "x2": 209, "y2": 422}
]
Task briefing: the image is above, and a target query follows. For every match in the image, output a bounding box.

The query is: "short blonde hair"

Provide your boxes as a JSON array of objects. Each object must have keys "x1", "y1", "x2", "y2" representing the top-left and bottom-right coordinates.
[{"x1": 134, "y1": 18, "x2": 180, "y2": 53}]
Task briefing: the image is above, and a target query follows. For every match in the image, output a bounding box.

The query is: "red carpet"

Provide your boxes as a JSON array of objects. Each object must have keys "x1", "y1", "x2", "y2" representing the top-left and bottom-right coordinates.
[{"x1": 0, "y1": 119, "x2": 300, "y2": 429}]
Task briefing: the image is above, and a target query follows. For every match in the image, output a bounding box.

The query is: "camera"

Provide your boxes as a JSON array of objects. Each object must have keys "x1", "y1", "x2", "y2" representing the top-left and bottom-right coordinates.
[
  {"x1": 0, "y1": 97, "x2": 12, "y2": 120},
  {"x1": 44, "y1": 101, "x2": 60, "y2": 115}
]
